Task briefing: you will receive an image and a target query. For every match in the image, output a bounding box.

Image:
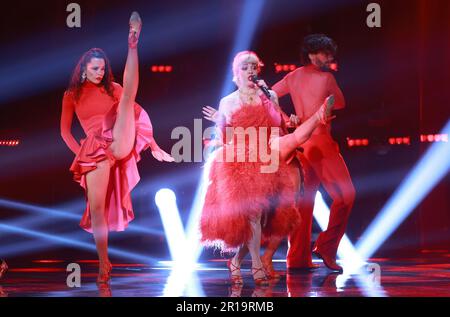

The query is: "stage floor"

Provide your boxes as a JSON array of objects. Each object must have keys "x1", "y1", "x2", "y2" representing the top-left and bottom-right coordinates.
[{"x1": 1, "y1": 255, "x2": 450, "y2": 297}]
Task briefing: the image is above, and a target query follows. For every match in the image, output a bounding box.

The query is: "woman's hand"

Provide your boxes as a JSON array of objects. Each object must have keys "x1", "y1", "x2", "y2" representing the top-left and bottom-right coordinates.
[
  {"x1": 256, "y1": 79, "x2": 269, "y2": 89},
  {"x1": 202, "y1": 106, "x2": 224, "y2": 124},
  {"x1": 150, "y1": 142, "x2": 175, "y2": 162}
]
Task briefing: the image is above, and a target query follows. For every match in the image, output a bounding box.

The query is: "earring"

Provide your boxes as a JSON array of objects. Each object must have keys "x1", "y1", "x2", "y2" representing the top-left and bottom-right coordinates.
[{"x1": 81, "y1": 72, "x2": 86, "y2": 82}]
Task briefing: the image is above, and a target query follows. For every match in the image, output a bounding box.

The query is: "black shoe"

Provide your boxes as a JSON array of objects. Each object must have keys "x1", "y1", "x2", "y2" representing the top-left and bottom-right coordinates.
[{"x1": 312, "y1": 246, "x2": 343, "y2": 274}]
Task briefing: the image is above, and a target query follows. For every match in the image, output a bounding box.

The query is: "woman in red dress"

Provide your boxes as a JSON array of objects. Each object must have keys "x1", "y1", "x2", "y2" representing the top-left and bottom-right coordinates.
[
  {"x1": 60, "y1": 12, "x2": 173, "y2": 283},
  {"x1": 200, "y1": 51, "x2": 333, "y2": 285}
]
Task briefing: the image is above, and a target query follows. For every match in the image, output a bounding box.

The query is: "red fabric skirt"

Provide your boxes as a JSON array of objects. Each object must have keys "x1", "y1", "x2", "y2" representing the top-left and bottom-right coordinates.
[{"x1": 70, "y1": 103, "x2": 153, "y2": 233}]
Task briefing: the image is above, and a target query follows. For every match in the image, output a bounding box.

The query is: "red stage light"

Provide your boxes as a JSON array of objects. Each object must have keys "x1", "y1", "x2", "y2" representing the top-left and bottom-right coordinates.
[
  {"x1": 0, "y1": 139, "x2": 20, "y2": 146},
  {"x1": 388, "y1": 136, "x2": 411, "y2": 145},
  {"x1": 151, "y1": 65, "x2": 173, "y2": 73},
  {"x1": 347, "y1": 138, "x2": 369, "y2": 147},
  {"x1": 274, "y1": 63, "x2": 297, "y2": 73},
  {"x1": 420, "y1": 133, "x2": 448, "y2": 143}
]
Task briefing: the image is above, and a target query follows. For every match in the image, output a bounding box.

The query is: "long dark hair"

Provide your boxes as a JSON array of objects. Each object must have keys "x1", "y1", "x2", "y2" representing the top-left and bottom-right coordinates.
[
  {"x1": 66, "y1": 48, "x2": 115, "y2": 102},
  {"x1": 301, "y1": 34, "x2": 337, "y2": 65}
]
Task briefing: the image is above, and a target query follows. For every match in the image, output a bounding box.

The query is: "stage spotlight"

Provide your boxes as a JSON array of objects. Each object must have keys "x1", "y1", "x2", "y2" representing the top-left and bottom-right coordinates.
[
  {"x1": 155, "y1": 189, "x2": 204, "y2": 296},
  {"x1": 155, "y1": 189, "x2": 186, "y2": 263},
  {"x1": 0, "y1": 198, "x2": 163, "y2": 240},
  {"x1": 220, "y1": 0, "x2": 266, "y2": 96},
  {"x1": 0, "y1": 223, "x2": 157, "y2": 263},
  {"x1": 313, "y1": 193, "x2": 386, "y2": 296},
  {"x1": 356, "y1": 120, "x2": 450, "y2": 261}
]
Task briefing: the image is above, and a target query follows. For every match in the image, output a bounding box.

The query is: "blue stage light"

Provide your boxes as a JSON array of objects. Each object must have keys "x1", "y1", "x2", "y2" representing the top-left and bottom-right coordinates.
[{"x1": 356, "y1": 120, "x2": 450, "y2": 260}]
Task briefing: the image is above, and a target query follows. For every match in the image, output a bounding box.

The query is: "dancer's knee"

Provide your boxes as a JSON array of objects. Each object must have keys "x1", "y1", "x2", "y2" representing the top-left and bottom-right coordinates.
[{"x1": 110, "y1": 144, "x2": 131, "y2": 161}]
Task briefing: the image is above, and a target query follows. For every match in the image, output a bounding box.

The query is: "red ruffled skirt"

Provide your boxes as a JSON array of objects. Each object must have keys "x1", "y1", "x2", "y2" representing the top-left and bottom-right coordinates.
[
  {"x1": 200, "y1": 105, "x2": 301, "y2": 251},
  {"x1": 70, "y1": 103, "x2": 153, "y2": 233}
]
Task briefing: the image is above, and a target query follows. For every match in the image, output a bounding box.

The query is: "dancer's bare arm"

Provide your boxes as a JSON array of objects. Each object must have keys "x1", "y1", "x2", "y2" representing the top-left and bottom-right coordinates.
[{"x1": 60, "y1": 92, "x2": 81, "y2": 154}]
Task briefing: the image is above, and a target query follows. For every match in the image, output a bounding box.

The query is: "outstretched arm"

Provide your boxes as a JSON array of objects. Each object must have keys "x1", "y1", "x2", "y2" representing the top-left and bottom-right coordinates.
[{"x1": 60, "y1": 92, "x2": 81, "y2": 155}]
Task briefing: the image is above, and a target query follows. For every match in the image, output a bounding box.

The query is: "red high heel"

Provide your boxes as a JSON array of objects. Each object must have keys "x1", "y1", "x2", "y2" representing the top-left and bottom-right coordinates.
[
  {"x1": 227, "y1": 259, "x2": 243, "y2": 285},
  {"x1": 128, "y1": 11, "x2": 142, "y2": 49},
  {"x1": 316, "y1": 95, "x2": 335, "y2": 124},
  {"x1": 251, "y1": 267, "x2": 269, "y2": 286},
  {"x1": 261, "y1": 257, "x2": 280, "y2": 279},
  {"x1": 97, "y1": 262, "x2": 112, "y2": 284}
]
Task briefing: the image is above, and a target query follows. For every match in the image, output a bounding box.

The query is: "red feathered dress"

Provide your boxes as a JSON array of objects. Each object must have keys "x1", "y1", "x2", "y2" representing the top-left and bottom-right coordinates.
[
  {"x1": 200, "y1": 95, "x2": 301, "y2": 251},
  {"x1": 61, "y1": 81, "x2": 154, "y2": 233}
]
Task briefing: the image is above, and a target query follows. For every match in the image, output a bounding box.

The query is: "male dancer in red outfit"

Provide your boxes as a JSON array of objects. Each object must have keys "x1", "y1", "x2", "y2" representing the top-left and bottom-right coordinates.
[{"x1": 272, "y1": 34, "x2": 355, "y2": 273}]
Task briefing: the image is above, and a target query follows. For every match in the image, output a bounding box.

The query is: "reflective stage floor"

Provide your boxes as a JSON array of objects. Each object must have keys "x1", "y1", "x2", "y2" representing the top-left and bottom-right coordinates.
[{"x1": 1, "y1": 254, "x2": 450, "y2": 297}]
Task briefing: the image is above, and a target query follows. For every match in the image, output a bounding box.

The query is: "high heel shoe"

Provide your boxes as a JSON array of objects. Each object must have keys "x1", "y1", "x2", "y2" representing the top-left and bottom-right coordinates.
[
  {"x1": 316, "y1": 95, "x2": 335, "y2": 124},
  {"x1": 251, "y1": 267, "x2": 269, "y2": 286},
  {"x1": 227, "y1": 259, "x2": 243, "y2": 285},
  {"x1": 261, "y1": 256, "x2": 280, "y2": 280},
  {"x1": 128, "y1": 11, "x2": 142, "y2": 48},
  {"x1": 0, "y1": 260, "x2": 8, "y2": 280},
  {"x1": 97, "y1": 262, "x2": 112, "y2": 284}
]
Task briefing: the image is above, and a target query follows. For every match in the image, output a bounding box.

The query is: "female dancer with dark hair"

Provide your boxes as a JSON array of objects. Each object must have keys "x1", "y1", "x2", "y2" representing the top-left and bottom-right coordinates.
[
  {"x1": 201, "y1": 51, "x2": 334, "y2": 285},
  {"x1": 60, "y1": 12, "x2": 173, "y2": 283}
]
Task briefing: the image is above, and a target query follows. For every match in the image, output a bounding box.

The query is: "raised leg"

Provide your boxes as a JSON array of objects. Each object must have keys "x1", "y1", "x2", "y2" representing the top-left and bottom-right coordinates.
[
  {"x1": 109, "y1": 12, "x2": 142, "y2": 160},
  {"x1": 271, "y1": 96, "x2": 334, "y2": 162}
]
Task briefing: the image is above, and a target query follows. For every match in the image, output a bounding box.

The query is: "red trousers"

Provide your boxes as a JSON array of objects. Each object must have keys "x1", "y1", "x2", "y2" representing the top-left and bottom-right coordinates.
[{"x1": 287, "y1": 133, "x2": 355, "y2": 268}]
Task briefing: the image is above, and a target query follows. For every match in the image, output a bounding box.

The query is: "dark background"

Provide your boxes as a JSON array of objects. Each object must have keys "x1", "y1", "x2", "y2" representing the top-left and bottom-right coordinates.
[{"x1": 0, "y1": 0, "x2": 449, "y2": 265}]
